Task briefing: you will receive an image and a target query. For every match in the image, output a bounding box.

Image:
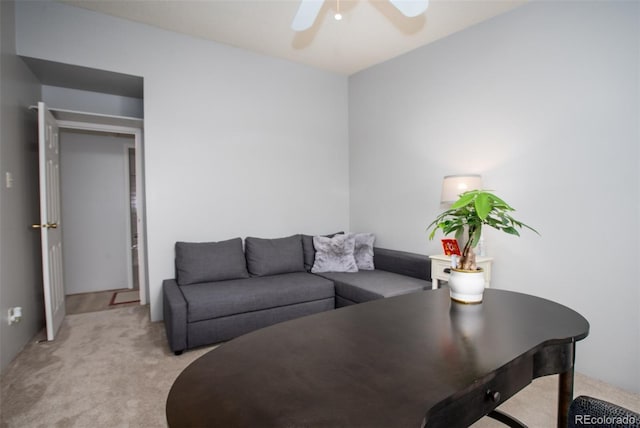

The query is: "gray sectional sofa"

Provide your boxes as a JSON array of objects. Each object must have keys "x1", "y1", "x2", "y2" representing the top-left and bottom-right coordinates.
[{"x1": 163, "y1": 234, "x2": 431, "y2": 355}]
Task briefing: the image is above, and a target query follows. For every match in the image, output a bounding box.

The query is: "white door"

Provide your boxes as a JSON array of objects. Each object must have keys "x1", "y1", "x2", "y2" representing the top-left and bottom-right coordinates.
[{"x1": 36, "y1": 101, "x2": 66, "y2": 341}]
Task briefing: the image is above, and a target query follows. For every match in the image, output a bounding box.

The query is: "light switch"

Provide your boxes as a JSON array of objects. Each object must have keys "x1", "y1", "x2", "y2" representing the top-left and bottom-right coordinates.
[{"x1": 5, "y1": 172, "x2": 13, "y2": 189}]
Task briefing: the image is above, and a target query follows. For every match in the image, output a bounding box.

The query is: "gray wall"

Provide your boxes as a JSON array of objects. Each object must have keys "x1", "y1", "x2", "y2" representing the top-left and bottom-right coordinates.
[
  {"x1": 15, "y1": 1, "x2": 350, "y2": 323},
  {"x1": 349, "y1": 1, "x2": 639, "y2": 393},
  {"x1": 0, "y1": 0, "x2": 43, "y2": 373},
  {"x1": 60, "y1": 131, "x2": 133, "y2": 295}
]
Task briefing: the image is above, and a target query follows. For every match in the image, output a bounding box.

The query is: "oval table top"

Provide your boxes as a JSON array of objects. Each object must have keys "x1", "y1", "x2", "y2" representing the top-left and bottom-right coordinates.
[{"x1": 166, "y1": 288, "x2": 589, "y2": 427}]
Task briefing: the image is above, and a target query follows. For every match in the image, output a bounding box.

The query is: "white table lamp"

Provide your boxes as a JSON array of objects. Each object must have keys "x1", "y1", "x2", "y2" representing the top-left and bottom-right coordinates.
[{"x1": 440, "y1": 174, "x2": 483, "y2": 204}]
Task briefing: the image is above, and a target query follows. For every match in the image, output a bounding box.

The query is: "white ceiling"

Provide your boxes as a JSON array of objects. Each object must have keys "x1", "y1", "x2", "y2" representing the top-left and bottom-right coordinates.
[{"x1": 61, "y1": 0, "x2": 527, "y2": 75}]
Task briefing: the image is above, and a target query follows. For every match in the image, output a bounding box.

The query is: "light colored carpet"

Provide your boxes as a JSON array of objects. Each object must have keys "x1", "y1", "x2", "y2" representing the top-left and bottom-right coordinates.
[
  {"x1": 0, "y1": 305, "x2": 214, "y2": 428},
  {"x1": 0, "y1": 305, "x2": 638, "y2": 428}
]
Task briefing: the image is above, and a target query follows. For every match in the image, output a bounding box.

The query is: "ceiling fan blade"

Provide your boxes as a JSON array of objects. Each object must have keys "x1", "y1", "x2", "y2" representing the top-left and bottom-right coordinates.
[
  {"x1": 291, "y1": 0, "x2": 324, "y2": 32},
  {"x1": 388, "y1": 0, "x2": 429, "y2": 17}
]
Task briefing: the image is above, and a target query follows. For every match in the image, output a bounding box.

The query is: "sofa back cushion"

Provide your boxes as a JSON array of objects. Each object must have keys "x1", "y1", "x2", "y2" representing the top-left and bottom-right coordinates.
[
  {"x1": 245, "y1": 235, "x2": 305, "y2": 277},
  {"x1": 175, "y1": 238, "x2": 249, "y2": 285}
]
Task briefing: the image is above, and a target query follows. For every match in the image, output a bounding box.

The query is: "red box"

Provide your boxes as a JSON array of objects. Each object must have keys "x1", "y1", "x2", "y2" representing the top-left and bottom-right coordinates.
[{"x1": 441, "y1": 239, "x2": 461, "y2": 256}]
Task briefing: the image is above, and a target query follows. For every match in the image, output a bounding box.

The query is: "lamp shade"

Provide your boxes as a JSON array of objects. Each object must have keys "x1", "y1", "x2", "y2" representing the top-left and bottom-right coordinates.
[{"x1": 441, "y1": 174, "x2": 482, "y2": 204}]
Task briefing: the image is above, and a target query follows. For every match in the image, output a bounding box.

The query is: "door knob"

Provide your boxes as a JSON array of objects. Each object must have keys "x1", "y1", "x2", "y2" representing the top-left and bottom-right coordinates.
[{"x1": 31, "y1": 223, "x2": 58, "y2": 229}]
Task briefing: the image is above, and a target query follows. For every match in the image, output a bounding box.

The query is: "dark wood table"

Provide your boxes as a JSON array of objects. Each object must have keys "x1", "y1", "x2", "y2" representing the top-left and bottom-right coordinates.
[{"x1": 166, "y1": 289, "x2": 589, "y2": 428}]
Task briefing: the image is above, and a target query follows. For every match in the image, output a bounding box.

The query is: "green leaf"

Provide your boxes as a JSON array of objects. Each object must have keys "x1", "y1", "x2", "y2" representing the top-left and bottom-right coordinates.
[
  {"x1": 502, "y1": 227, "x2": 520, "y2": 236},
  {"x1": 474, "y1": 192, "x2": 491, "y2": 220},
  {"x1": 487, "y1": 193, "x2": 513, "y2": 210},
  {"x1": 450, "y1": 192, "x2": 476, "y2": 209}
]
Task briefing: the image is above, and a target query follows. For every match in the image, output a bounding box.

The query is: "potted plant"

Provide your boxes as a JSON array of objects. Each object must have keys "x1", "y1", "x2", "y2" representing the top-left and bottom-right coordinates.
[{"x1": 427, "y1": 189, "x2": 538, "y2": 303}]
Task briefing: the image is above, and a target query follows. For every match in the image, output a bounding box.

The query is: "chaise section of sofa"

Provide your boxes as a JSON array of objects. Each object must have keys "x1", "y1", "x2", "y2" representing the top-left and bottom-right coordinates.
[{"x1": 316, "y1": 247, "x2": 432, "y2": 307}]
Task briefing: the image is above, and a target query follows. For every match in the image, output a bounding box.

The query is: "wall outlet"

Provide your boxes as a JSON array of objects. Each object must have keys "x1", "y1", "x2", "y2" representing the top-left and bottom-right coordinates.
[{"x1": 8, "y1": 307, "x2": 22, "y2": 325}]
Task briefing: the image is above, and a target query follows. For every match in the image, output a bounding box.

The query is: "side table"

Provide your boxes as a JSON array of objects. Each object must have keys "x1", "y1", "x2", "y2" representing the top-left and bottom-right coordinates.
[{"x1": 429, "y1": 254, "x2": 493, "y2": 289}]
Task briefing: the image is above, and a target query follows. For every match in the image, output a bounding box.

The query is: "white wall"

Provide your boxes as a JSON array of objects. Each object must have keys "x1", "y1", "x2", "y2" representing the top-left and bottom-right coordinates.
[
  {"x1": 60, "y1": 130, "x2": 133, "y2": 295},
  {"x1": 349, "y1": 1, "x2": 639, "y2": 393},
  {"x1": 42, "y1": 85, "x2": 143, "y2": 118},
  {"x1": 15, "y1": 1, "x2": 350, "y2": 322},
  {"x1": 0, "y1": 0, "x2": 43, "y2": 373}
]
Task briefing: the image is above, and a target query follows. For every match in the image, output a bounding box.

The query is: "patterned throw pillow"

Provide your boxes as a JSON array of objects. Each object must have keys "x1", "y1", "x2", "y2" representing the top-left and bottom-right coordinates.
[
  {"x1": 311, "y1": 234, "x2": 358, "y2": 273},
  {"x1": 353, "y1": 233, "x2": 375, "y2": 270},
  {"x1": 301, "y1": 232, "x2": 344, "y2": 271}
]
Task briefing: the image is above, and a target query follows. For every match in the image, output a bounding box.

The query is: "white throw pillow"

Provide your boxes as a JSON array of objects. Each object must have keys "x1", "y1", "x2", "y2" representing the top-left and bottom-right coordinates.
[
  {"x1": 311, "y1": 234, "x2": 358, "y2": 273},
  {"x1": 353, "y1": 233, "x2": 375, "y2": 270}
]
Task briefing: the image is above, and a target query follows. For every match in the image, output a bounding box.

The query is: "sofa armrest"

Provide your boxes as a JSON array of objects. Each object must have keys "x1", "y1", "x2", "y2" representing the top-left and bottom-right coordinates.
[
  {"x1": 163, "y1": 279, "x2": 188, "y2": 354},
  {"x1": 373, "y1": 247, "x2": 431, "y2": 281}
]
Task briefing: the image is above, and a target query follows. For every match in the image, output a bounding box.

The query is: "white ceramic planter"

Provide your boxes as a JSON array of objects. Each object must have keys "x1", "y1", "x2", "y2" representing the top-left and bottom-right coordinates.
[{"x1": 448, "y1": 269, "x2": 485, "y2": 304}]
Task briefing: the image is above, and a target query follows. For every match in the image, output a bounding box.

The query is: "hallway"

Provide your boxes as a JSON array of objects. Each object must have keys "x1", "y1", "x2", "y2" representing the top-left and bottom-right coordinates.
[{"x1": 65, "y1": 289, "x2": 140, "y2": 315}]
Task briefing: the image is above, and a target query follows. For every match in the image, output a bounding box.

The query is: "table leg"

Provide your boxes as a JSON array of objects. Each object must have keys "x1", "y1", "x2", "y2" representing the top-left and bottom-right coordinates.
[{"x1": 557, "y1": 342, "x2": 576, "y2": 428}]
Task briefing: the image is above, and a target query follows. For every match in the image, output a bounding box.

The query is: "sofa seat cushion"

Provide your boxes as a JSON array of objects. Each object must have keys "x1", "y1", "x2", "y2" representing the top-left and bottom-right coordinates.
[
  {"x1": 180, "y1": 272, "x2": 335, "y2": 323},
  {"x1": 316, "y1": 270, "x2": 430, "y2": 303}
]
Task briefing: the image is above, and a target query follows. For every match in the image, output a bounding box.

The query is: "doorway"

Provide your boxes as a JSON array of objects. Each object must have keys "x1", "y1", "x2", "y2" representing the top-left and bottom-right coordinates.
[
  {"x1": 59, "y1": 128, "x2": 142, "y2": 314},
  {"x1": 60, "y1": 129, "x2": 133, "y2": 293}
]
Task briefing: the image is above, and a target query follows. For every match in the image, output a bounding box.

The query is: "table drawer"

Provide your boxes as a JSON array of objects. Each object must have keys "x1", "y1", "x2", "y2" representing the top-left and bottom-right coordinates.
[{"x1": 424, "y1": 356, "x2": 533, "y2": 428}]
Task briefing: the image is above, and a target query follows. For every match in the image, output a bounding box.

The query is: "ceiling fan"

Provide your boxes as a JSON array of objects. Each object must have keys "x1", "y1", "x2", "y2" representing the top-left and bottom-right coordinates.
[{"x1": 292, "y1": 0, "x2": 429, "y2": 31}]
